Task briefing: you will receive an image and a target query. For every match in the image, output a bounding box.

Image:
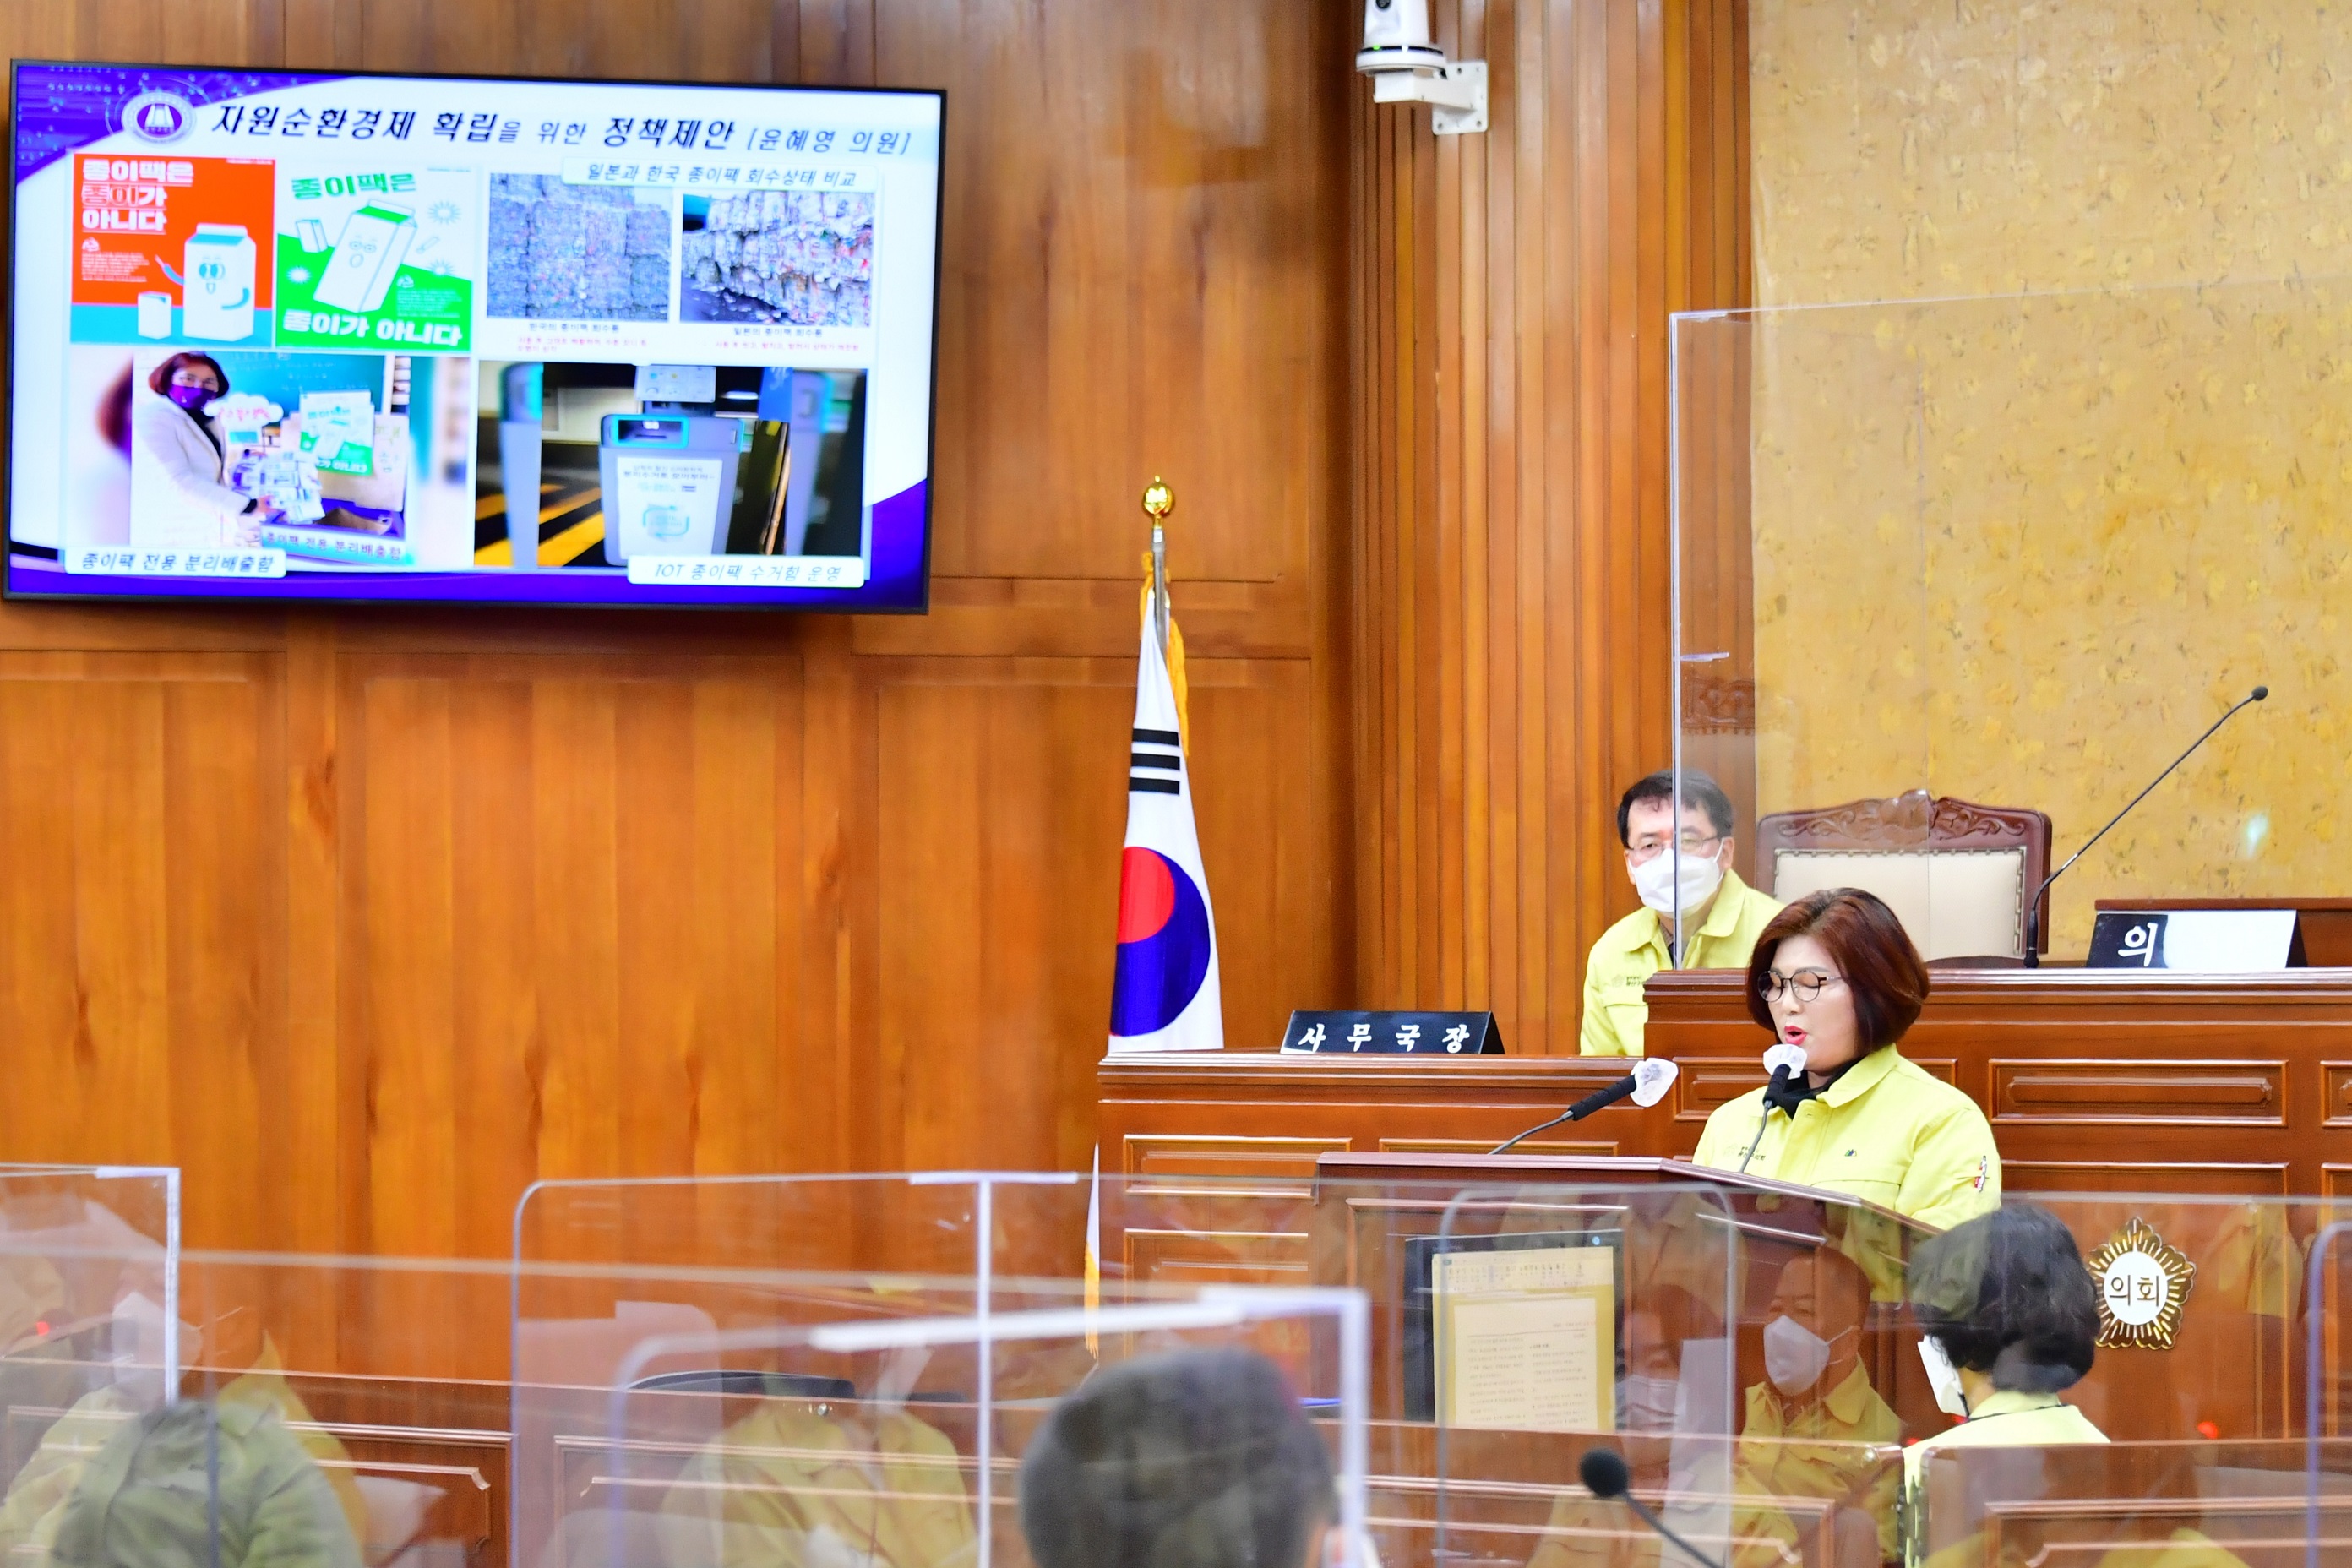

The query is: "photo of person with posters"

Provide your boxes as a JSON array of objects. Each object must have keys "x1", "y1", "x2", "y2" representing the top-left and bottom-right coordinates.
[{"x1": 129, "y1": 352, "x2": 276, "y2": 550}]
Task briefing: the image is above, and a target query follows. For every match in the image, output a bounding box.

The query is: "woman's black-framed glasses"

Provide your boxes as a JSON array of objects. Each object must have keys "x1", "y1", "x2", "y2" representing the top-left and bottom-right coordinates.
[{"x1": 1760, "y1": 969, "x2": 1844, "y2": 1003}]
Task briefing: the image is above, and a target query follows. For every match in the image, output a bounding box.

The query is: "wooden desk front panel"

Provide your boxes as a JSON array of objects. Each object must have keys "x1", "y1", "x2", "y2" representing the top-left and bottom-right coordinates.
[
  {"x1": 1102, "y1": 971, "x2": 2352, "y2": 1196},
  {"x1": 1647, "y1": 967, "x2": 2352, "y2": 1197}
]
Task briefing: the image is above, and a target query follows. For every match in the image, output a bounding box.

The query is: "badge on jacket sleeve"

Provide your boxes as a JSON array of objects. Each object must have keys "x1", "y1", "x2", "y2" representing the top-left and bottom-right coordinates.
[{"x1": 2088, "y1": 1217, "x2": 2195, "y2": 1350}]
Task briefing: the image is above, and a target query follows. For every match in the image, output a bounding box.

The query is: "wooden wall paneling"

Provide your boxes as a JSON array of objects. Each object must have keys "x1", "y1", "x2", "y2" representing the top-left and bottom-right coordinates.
[
  {"x1": 880, "y1": 0, "x2": 1342, "y2": 591},
  {"x1": 0, "y1": 1, "x2": 275, "y2": 67},
  {"x1": 1353, "y1": 0, "x2": 1750, "y2": 1050},
  {"x1": 874, "y1": 651, "x2": 1338, "y2": 1172},
  {"x1": 285, "y1": 618, "x2": 345, "y2": 1260},
  {"x1": 345, "y1": 653, "x2": 808, "y2": 1260},
  {"x1": 0, "y1": 653, "x2": 291, "y2": 1244},
  {"x1": 875, "y1": 657, "x2": 1130, "y2": 1173},
  {"x1": 0, "y1": 0, "x2": 1352, "y2": 1267},
  {"x1": 801, "y1": 622, "x2": 878, "y2": 1179}
]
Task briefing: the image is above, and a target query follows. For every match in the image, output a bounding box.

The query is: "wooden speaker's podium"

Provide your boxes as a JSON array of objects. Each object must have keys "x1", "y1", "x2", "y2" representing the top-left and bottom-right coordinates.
[{"x1": 1309, "y1": 1150, "x2": 1951, "y2": 1438}]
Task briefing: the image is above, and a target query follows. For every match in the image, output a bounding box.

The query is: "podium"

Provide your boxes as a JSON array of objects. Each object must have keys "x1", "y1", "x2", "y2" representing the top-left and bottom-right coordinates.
[
  {"x1": 1258, "y1": 1152, "x2": 2324, "y2": 1566},
  {"x1": 1280, "y1": 1152, "x2": 1937, "y2": 1568},
  {"x1": 1303, "y1": 1152, "x2": 1948, "y2": 1435}
]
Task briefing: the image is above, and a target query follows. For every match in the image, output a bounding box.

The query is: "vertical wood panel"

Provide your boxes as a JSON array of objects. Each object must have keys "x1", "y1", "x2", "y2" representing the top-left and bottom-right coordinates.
[
  {"x1": 0, "y1": 659, "x2": 286, "y2": 1241},
  {"x1": 1353, "y1": 0, "x2": 1750, "y2": 1049},
  {"x1": 878, "y1": 672, "x2": 1124, "y2": 1172},
  {"x1": 443, "y1": 681, "x2": 541, "y2": 1256},
  {"x1": 346, "y1": 659, "x2": 808, "y2": 1255}
]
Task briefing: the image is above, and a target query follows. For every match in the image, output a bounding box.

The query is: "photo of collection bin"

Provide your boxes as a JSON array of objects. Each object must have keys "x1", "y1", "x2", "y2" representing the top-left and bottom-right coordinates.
[
  {"x1": 486, "y1": 173, "x2": 672, "y2": 321},
  {"x1": 680, "y1": 191, "x2": 874, "y2": 327}
]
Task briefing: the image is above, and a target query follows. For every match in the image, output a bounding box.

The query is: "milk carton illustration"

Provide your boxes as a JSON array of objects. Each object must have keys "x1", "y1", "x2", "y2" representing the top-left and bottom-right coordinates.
[
  {"x1": 313, "y1": 204, "x2": 417, "y2": 313},
  {"x1": 179, "y1": 225, "x2": 256, "y2": 340},
  {"x1": 136, "y1": 291, "x2": 173, "y2": 339}
]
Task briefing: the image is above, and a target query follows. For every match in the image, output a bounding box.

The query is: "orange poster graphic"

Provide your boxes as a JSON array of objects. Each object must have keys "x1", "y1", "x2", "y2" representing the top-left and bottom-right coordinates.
[{"x1": 73, "y1": 155, "x2": 275, "y2": 308}]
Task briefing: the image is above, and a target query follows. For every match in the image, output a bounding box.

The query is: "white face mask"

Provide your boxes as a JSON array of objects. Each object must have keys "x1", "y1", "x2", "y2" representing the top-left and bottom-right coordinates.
[
  {"x1": 1919, "y1": 1335, "x2": 1970, "y2": 1418},
  {"x1": 1761, "y1": 1314, "x2": 1848, "y2": 1394},
  {"x1": 1631, "y1": 843, "x2": 1724, "y2": 917},
  {"x1": 1619, "y1": 1373, "x2": 1680, "y2": 1434}
]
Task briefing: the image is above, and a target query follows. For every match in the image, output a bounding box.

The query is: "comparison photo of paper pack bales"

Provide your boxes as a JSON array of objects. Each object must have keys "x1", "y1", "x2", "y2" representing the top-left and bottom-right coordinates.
[{"x1": 7, "y1": 64, "x2": 942, "y2": 609}]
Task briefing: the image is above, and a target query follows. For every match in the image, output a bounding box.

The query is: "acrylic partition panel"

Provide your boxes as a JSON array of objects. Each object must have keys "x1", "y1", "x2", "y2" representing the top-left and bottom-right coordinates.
[
  {"x1": 166, "y1": 1250, "x2": 518, "y2": 1568},
  {"x1": 1427, "y1": 1185, "x2": 2342, "y2": 1567},
  {"x1": 1669, "y1": 277, "x2": 2349, "y2": 963},
  {"x1": 0, "y1": 1165, "x2": 180, "y2": 1556},
  {"x1": 1428, "y1": 1179, "x2": 1903, "y2": 1568},
  {"x1": 1910, "y1": 1192, "x2": 2344, "y2": 1568},
  {"x1": 525, "y1": 1285, "x2": 1369, "y2": 1568},
  {"x1": 514, "y1": 1169, "x2": 1464, "y2": 1414},
  {"x1": 519, "y1": 1170, "x2": 1767, "y2": 1568}
]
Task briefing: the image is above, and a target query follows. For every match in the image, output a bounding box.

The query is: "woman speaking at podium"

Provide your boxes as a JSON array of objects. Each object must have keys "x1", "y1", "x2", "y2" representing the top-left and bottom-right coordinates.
[{"x1": 1691, "y1": 888, "x2": 2001, "y2": 1231}]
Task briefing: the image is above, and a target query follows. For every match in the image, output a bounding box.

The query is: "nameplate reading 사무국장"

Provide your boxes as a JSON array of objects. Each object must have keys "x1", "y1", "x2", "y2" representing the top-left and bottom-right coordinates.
[{"x1": 1279, "y1": 1010, "x2": 1504, "y2": 1056}]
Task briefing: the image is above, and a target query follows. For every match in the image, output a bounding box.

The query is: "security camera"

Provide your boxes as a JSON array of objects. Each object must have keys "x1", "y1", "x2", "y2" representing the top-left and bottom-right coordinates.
[
  {"x1": 1356, "y1": 0, "x2": 1446, "y2": 75},
  {"x1": 1356, "y1": 0, "x2": 1488, "y2": 135}
]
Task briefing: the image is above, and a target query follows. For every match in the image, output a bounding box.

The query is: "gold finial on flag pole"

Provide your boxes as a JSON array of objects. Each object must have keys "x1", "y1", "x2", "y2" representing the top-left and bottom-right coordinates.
[{"x1": 1141, "y1": 477, "x2": 1173, "y2": 655}]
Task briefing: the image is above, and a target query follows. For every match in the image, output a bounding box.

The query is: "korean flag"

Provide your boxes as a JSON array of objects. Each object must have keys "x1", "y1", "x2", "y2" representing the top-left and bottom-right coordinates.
[{"x1": 1107, "y1": 609, "x2": 1222, "y2": 1053}]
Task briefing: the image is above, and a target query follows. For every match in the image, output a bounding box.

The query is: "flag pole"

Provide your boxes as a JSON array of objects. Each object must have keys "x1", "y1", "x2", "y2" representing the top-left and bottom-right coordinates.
[{"x1": 1143, "y1": 476, "x2": 1173, "y2": 658}]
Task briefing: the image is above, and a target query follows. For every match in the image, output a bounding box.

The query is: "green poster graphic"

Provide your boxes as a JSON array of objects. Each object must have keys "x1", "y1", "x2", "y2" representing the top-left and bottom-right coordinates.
[{"x1": 274, "y1": 166, "x2": 476, "y2": 351}]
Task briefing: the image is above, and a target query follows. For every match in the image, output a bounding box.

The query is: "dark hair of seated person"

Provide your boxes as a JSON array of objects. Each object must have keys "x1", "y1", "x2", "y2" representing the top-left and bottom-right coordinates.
[
  {"x1": 1745, "y1": 887, "x2": 1931, "y2": 1054},
  {"x1": 1907, "y1": 1202, "x2": 2098, "y2": 1394},
  {"x1": 1019, "y1": 1347, "x2": 1335, "y2": 1568},
  {"x1": 1615, "y1": 768, "x2": 1737, "y2": 845}
]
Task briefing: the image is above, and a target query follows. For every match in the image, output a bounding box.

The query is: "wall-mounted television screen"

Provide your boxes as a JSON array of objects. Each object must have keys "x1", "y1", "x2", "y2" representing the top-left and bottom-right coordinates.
[{"x1": 7, "y1": 62, "x2": 940, "y2": 610}]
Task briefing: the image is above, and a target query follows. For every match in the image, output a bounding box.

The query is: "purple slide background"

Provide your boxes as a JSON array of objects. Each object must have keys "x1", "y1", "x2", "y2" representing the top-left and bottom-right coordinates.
[
  {"x1": 11, "y1": 482, "x2": 929, "y2": 608},
  {"x1": 11, "y1": 63, "x2": 934, "y2": 612},
  {"x1": 14, "y1": 63, "x2": 343, "y2": 177}
]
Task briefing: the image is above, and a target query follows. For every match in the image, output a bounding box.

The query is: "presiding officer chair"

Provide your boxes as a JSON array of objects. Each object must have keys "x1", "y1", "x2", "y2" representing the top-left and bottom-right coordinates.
[{"x1": 1756, "y1": 791, "x2": 2052, "y2": 964}]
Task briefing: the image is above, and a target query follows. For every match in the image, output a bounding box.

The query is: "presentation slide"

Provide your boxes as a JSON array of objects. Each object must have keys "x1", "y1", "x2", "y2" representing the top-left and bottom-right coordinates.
[{"x1": 7, "y1": 63, "x2": 941, "y2": 610}]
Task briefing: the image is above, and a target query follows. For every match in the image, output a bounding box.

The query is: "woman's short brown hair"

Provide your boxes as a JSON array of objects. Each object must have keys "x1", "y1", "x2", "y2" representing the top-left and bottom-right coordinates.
[
  {"x1": 145, "y1": 352, "x2": 229, "y2": 399},
  {"x1": 1745, "y1": 887, "x2": 1930, "y2": 1051}
]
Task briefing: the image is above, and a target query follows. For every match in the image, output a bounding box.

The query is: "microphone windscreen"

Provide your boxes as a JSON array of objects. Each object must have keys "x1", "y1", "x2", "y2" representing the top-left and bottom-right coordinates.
[
  {"x1": 2252, "y1": 685, "x2": 2269, "y2": 700},
  {"x1": 1579, "y1": 1446, "x2": 1631, "y2": 1500},
  {"x1": 1631, "y1": 1056, "x2": 1680, "y2": 1108},
  {"x1": 1761, "y1": 1042, "x2": 1808, "y2": 1080}
]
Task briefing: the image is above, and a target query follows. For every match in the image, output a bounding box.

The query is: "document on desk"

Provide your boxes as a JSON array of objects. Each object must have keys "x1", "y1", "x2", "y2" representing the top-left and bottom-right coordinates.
[{"x1": 1433, "y1": 1244, "x2": 1615, "y2": 1431}]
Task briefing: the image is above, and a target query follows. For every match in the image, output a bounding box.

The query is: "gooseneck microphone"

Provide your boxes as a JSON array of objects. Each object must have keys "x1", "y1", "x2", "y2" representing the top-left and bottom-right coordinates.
[
  {"x1": 1579, "y1": 1448, "x2": 1729, "y2": 1568},
  {"x1": 1489, "y1": 1059, "x2": 1679, "y2": 1155},
  {"x1": 2023, "y1": 685, "x2": 2268, "y2": 967},
  {"x1": 1737, "y1": 1043, "x2": 1810, "y2": 1173}
]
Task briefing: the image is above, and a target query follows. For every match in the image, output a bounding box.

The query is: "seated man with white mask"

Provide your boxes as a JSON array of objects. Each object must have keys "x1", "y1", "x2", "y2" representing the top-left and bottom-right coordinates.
[
  {"x1": 1580, "y1": 770, "x2": 1782, "y2": 1056},
  {"x1": 1732, "y1": 1249, "x2": 1900, "y2": 1568}
]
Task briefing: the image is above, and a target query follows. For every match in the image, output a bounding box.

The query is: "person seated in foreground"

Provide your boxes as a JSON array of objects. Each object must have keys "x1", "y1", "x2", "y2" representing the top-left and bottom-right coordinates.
[
  {"x1": 1581, "y1": 770, "x2": 1782, "y2": 1056},
  {"x1": 1901, "y1": 1203, "x2": 2253, "y2": 1568},
  {"x1": 1019, "y1": 1348, "x2": 1336, "y2": 1568},
  {"x1": 1906, "y1": 1202, "x2": 2104, "y2": 1473},
  {"x1": 1734, "y1": 1248, "x2": 1901, "y2": 1568},
  {"x1": 656, "y1": 1385, "x2": 976, "y2": 1568}
]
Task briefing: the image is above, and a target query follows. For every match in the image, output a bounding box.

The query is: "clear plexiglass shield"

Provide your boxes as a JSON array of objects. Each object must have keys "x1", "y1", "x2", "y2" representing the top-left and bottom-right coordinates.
[{"x1": 1670, "y1": 278, "x2": 2338, "y2": 963}]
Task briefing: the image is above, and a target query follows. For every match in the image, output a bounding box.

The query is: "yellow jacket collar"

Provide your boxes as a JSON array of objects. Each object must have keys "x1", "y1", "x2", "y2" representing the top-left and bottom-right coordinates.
[
  {"x1": 1816, "y1": 1043, "x2": 1903, "y2": 1108},
  {"x1": 1821, "y1": 1359, "x2": 1879, "y2": 1425},
  {"x1": 1694, "y1": 866, "x2": 1756, "y2": 941}
]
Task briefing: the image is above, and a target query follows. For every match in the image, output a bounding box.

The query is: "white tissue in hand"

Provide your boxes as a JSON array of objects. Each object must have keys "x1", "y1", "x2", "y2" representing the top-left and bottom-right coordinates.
[
  {"x1": 1761, "y1": 1043, "x2": 1808, "y2": 1079},
  {"x1": 1630, "y1": 1057, "x2": 1679, "y2": 1107}
]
